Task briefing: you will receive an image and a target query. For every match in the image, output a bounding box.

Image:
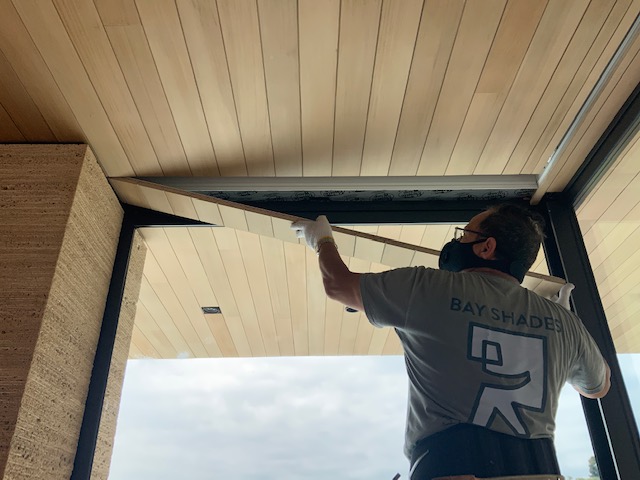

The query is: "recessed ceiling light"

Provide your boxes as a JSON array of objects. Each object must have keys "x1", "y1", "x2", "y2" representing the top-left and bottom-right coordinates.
[{"x1": 201, "y1": 306, "x2": 222, "y2": 314}]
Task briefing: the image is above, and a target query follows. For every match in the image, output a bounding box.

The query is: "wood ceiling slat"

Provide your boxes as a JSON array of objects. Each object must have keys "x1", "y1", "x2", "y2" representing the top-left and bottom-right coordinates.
[
  {"x1": 261, "y1": 236, "x2": 295, "y2": 356},
  {"x1": 420, "y1": 224, "x2": 454, "y2": 250},
  {"x1": 189, "y1": 228, "x2": 253, "y2": 357},
  {"x1": 272, "y1": 216, "x2": 302, "y2": 244},
  {"x1": 410, "y1": 251, "x2": 439, "y2": 269},
  {"x1": 509, "y1": 0, "x2": 633, "y2": 175},
  {"x1": 205, "y1": 313, "x2": 239, "y2": 357},
  {"x1": 165, "y1": 190, "x2": 199, "y2": 220},
  {"x1": 285, "y1": 242, "x2": 309, "y2": 355},
  {"x1": 417, "y1": 0, "x2": 505, "y2": 176},
  {"x1": 353, "y1": 311, "x2": 375, "y2": 356},
  {"x1": 446, "y1": 0, "x2": 546, "y2": 175},
  {"x1": 474, "y1": 0, "x2": 590, "y2": 175},
  {"x1": 128, "y1": 340, "x2": 144, "y2": 359},
  {"x1": 577, "y1": 137, "x2": 640, "y2": 226},
  {"x1": 136, "y1": 0, "x2": 219, "y2": 176},
  {"x1": 96, "y1": 4, "x2": 191, "y2": 175},
  {"x1": 93, "y1": 0, "x2": 138, "y2": 26},
  {"x1": 245, "y1": 210, "x2": 275, "y2": 237},
  {"x1": 332, "y1": 0, "x2": 381, "y2": 176},
  {"x1": 399, "y1": 225, "x2": 427, "y2": 246},
  {"x1": 324, "y1": 296, "x2": 345, "y2": 355},
  {"x1": 0, "y1": 50, "x2": 55, "y2": 141},
  {"x1": 0, "y1": 104, "x2": 25, "y2": 142},
  {"x1": 534, "y1": 28, "x2": 640, "y2": 200},
  {"x1": 381, "y1": 244, "x2": 415, "y2": 268},
  {"x1": 360, "y1": 0, "x2": 423, "y2": 176},
  {"x1": 236, "y1": 230, "x2": 280, "y2": 356},
  {"x1": 306, "y1": 246, "x2": 326, "y2": 356},
  {"x1": 138, "y1": 276, "x2": 195, "y2": 357},
  {"x1": 53, "y1": 0, "x2": 162, "y2": 174},
  {"x1": 258, "y1": 0, "x2": 302, "y2": 176},
  {"x1": 11, "y1": 0, "x2": 132, "y2": 176},
  {"x1": 353, "y1": 236, "x2": 385, "y2": 264},
  {"x1": 135, "y1": 302, "x2": 178, "y2": 358},
  {"x1": 382, "y1": 330, "x2": 403, "y2": 355},
  {"x1": 213, "y1": 227, "x2": 267, "y2": 356},
  {"x1": 219, "y1": 204, "x2": 249, "y2": 231},
  {"x1": 298, "y1": 0, "x2": 339, "y2": 176},
  {"x1": 164, "y1": 228, "x2": 220, "y2": 309},
  {"x1": 176, "y1": 0, "x2": 246, "y2": 176},
  {"x1": 143, "y1": 230, "x2": 222, "y2": 357},
  {"x1": 526, "y1": 0, "x2": 640, "y2": 177},
  {"x1": 333, "y1": 231, "x2": 356, "y2": 258},
  {"x1": 593, "y1": 226, "x2": 640, "y2": 287},
  {"x1": 0, "y1": 0, "x2": 82, "y2": 141},
  {"x1": 130, "y1": 324, "x2": 160, "y2": 359},
  {"x1": 193, "y1": 200, "x2": 223, "y2": 226},
  {"x1": 389, "y1": 0, "x2": 463, "y2": 176},
  {"x1": 368, "y1": 325, "x2": 391, "y2": 355},
  {"x1": 601, "y1": 265, "x2": 640, "y2": 310},
  {"x1": 217, "y1": 0, "x2": 274, "y2": 177}
]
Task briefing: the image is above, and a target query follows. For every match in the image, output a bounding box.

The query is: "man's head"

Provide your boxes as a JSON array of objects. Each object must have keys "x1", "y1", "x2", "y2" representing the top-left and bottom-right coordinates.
[
  {"x1": 439, "y1": 203, "x2": 545, "y2": 281},
  {"x1": 475, "y1": 203, "x2": 545, "y2": 272}
]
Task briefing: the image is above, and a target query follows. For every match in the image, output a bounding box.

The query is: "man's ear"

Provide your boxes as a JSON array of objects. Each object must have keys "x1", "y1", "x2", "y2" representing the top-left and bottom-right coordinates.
[{"x1": 475, "y1": 237, "x2": 497, "y2": 260}]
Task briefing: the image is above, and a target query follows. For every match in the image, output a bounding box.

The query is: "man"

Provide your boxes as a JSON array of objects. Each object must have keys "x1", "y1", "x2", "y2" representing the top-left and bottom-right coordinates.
[{"x1": 291, "y1": 203, "x2": 610, "y2": 480}]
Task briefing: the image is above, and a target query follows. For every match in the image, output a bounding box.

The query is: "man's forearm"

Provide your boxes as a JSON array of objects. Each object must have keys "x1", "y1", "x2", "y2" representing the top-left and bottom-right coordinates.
[{"x1": 318, "y1": 242, "x2": 364, "y2": 311}]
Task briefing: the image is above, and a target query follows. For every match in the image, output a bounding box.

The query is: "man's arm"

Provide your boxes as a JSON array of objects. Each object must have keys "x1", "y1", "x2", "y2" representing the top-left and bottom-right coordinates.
[
  {"x1": 573, "y1": 362, "x2": 611, "y2": 399},
  {"x1": 291, "y1": 215, "x2": 364, "y2": 311},
  {"x1": 317, "y1": 242, "x2": 364, "y2": 311}
]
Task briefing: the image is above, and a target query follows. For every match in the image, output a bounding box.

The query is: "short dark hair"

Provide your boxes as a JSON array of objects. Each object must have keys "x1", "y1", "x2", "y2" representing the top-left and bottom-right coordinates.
[{"x1": 478, "y1": 203, "x2": 545, "y2": 272}]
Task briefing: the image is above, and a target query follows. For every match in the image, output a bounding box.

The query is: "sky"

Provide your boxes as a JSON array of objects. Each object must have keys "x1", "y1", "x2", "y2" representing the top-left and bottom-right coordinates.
[{"x1": 108, "y1": 354, "x2": 640, "y2": 480}]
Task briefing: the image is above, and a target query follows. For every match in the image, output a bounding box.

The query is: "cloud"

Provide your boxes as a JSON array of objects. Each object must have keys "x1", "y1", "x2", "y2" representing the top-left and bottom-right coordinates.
[
  {"x1": 110, "y1": 354, "x2": 640, "y2": 479},
  {"x1": 110, "y1": 356, "x2": 410, "y2": 480}
]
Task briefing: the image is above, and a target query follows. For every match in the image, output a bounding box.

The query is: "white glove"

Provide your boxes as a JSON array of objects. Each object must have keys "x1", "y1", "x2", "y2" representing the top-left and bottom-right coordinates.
[
  {"x1": 552, "y1": 282, "x2": 575, "y2": 310},
  {"x1": 290, "y1": 215, "x2": 335, "y2": 253}
]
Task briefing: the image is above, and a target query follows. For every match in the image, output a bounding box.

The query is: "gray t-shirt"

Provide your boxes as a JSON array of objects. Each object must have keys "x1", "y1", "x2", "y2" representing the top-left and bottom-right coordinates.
[{"x1": 360, "y1": 267, "x2": 607, "y2": 458}]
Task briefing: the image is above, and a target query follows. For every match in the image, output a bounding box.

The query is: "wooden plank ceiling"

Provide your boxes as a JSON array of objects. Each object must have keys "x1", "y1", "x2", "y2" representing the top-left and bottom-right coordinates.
[{"x1": 1, "y1": 0, "x2": 640, "y2": 355}]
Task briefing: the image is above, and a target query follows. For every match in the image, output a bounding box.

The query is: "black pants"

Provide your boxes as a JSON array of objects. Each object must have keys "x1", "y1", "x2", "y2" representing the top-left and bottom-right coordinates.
[{"x1": 410, "y1": 424, "x2": 561, "y2": 480}]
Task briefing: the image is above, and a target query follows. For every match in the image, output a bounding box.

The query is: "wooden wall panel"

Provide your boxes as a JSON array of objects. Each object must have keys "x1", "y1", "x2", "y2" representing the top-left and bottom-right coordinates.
[
  {"x1": 258, "y1": 0, "x2": 303, "y2": 176},
  {"x1": 447, "y1": 0, "x2": 546, "y2": 175},
  {"x1": 177, "y1": 0, "x2": 246, "y2": 176},
  {"x1": 418, "y1": 0, "x2": 506, "y2": 175},
  {"x1": 475, "y1": 0, "x2": 590, "y2": 174},
  {"x1": 11, "y1": 0, "x2": 132, "y2": 176},
  {"x1": 217, "y1": 0, "x2": 274, "y2": 177},
  {"x1": 509, "y1": 0, "x2": 635, "y2": 175},
  {"x1": 389, "y1": 0, "x2": 463, "y2": 176},
  {"x1": 96, "y1": 0, "x2": 191, "y2": 175},
  {"x1": 299, "y1": 0, "x2": 339, "y2": 176},
  {"x1": 0, "y1": 50, "x2": 55, "y2": 141},
  {"x1": 333, "y1": 0, "x2": 382, "y2": 176},
  {"x1": 360, "y1": 0, "x2": 423, "y2": 176},
  {"x1": 53, "y1": 0, "x2": 161, "y2": 174},
  {"x1": 136, "y1": 0, "x2": 219, "y2": 176},
  {"x1": 0, "y1": 0, "x2": 82, "y2": 142}
]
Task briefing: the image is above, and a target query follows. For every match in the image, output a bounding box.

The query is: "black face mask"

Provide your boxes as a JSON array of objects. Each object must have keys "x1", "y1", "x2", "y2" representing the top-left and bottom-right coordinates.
[{"x1": 438, "y1": 239, "x2": 527, "y2": 283}]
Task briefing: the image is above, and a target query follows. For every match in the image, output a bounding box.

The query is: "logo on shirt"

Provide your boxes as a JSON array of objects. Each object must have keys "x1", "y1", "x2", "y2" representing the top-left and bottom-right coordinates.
[{"x1": 467, "y1": 323, "x2": 548, "y2": 436}]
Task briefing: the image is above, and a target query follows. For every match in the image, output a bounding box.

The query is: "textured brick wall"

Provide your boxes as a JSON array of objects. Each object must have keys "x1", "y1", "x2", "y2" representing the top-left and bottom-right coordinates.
[{"x1": 0, "y1": 145, "x2": 123, "y2": 479}]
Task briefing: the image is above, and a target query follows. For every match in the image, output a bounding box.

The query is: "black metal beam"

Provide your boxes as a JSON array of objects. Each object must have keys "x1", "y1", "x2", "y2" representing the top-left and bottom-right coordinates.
[
  {"x1": 539, "y1": 194, "x2": 640, "y2": 480},
  {"x1": 566, "y1": 80, "x2": 640, "y2": 208},
  {"x1": 71, "y1": 212, "x2": 136, "y2": 480},
  {"x1": 123, "y1": 204, "x2": 211, "y2": 227},
  {"x1": 240, "y1": 198, "x2": 499, "y2": 224}
]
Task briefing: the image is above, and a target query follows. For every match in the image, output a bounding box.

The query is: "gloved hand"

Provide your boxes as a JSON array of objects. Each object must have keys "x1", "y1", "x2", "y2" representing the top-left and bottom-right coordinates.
[
  {"x1": 552, "y1": 282, "x2": 575, "y2": 310},
  {"x1": 290, "y1": 215, "x2": 336, "y2": 253}
]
